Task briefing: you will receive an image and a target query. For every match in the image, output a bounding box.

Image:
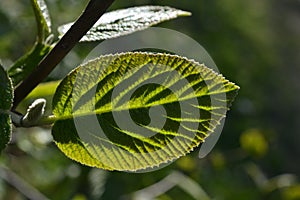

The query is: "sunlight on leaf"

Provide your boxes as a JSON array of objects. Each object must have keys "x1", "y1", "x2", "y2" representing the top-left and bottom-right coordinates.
[
  {"x1": 52, "y1": 52, "x2": 239, "y2": 171},
  {"x1": 0, "y1": 64, "x2": 13, "y2": 152},
  {"x1": 7, "y1": 0, "x2": 52, "y2": 86},
  {"x1": 8, "y1": 43, "x2": 52, "y2": 86},
  {"x1": 31, "y1": 0, "x2": 52, "y2": 42},
  {"x1": 16, "y1": 81, "x2": 60, "y2": 116},
  {"x1": 58, "y1": 6, "x2": 191, "y2": 42},
  {"x1": 25, "y1": 81, "x2": 60, "y2": 100}
]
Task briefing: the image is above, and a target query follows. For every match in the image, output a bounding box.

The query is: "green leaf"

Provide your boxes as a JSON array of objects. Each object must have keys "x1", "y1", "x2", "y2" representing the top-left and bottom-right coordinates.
[
  {"x1": 58, "y1": 6, "x2": 191, "y2": 42},
  {"x1": 0, "y1": 64, "x2": 13, "y2": 152},
  {"x1": 52, "y1": 52, "x2": 239, "y2": 171},
  {"x1": 8, "y1": 0, "x2": 52, "y2": 87},
  {"x1": 8, "y1": 43, "x2": 52, "y2": 86},
  {"x1": 31, "y1": 0, "x2": 52, "y2": 43}
]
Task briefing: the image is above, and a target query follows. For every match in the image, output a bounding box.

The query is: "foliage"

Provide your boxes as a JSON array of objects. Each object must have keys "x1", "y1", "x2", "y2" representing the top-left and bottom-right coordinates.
[
  {"x1": 52, "y1": 52, "x2": 238, "y2": 171},
  {"x1": 58, "y1": 6, "x2": 191, "y2": 42},
  {"x1": 0, "y1": 0, "x2": 239, "y2": 175},
  {"x1": 2, "y1": 0, "x2": 299, "y2": 199},
  {"x1": 0, "y1": 65, "x2": 13, "y2": 152}
]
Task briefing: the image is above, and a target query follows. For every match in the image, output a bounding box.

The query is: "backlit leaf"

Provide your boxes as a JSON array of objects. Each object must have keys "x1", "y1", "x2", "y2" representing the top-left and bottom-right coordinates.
[
  {"x1": 0, "y1": 64, "x2": 13, "y2": 152},
  {"x1": 52, "y1": 52, "x2": 239, "y2": 171},
  {"x1": 58, "y1": 6, "x2": 191, "y2": 42}
]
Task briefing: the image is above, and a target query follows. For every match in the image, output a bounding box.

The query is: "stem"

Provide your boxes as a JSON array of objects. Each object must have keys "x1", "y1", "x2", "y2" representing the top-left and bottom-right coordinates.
[
  {"x1": 9, "y1": 111, "x2": 23, "y2": 127},
  {"x1": 12, "y1": 0, "x2": 116, "y2": 110},
  {"x1": 10, "y1": 110, "x2": 56, "y2": 128},
  {"x1": 0, "y1": 166, "x2": 49, "y2": 200},
  {"x1": 20, "y1": 115, "x2": 57, "y2": 128},
  {"x1": 35, "y1": 115, "x2": 57, "y2": 127}
]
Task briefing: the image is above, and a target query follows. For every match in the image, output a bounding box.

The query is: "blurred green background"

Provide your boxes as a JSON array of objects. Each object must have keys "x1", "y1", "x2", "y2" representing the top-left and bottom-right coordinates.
[{"x1": 1, "y1": 0, "x2": 300, "y2": 199}]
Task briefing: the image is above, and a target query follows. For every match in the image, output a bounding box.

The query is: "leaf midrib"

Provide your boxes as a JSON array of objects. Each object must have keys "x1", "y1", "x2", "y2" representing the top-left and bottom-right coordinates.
[{"x1": 54, "y1": 86, "x2": 232, "y2": 122}]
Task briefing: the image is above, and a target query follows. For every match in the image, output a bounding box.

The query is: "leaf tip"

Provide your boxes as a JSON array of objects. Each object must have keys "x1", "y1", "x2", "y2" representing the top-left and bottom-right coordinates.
[{"x1": 179, "y1": 10, "x2": 192, "y2": 17}]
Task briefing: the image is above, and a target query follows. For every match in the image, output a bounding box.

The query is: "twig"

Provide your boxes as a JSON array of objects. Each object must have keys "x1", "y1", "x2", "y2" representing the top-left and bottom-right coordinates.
[
  {"x1": 13, "y1": 0, "x2": 116, "y2": 110},
  {"x1": 126, "y1": 171, "x2": 211, "y2": 200},
  {"x1": 0, "y1": 166, "x2": 49, "y2": 200}
]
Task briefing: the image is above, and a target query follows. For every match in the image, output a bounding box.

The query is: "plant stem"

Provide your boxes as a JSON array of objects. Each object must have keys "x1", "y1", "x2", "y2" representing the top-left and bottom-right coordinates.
[
  {"x1": 37, "y1": 115, "x2": 56, "y2": 127},
  {"x1": 0, "y1": 166, "x2": 49, "y2": 200},
  {"x1": 10, "y1": 110, "x2": 56, "y2": 127},
  {"x1": 12, "y1": 0, "x2": 116, "y2": 110},
  {"x1": 25, "y1": 115, "x2": 57, "y2": 127}
]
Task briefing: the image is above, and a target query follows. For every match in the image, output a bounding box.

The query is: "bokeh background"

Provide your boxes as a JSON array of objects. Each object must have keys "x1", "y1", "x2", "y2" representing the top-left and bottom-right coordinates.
[{"x1": 1, "y1": 0, "x2": 300, "y2": 199}]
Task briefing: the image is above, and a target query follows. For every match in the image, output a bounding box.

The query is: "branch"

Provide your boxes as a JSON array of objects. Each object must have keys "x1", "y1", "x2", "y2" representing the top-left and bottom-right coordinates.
[
  {"x1": 13, "y1": 0, "x2": 116, "y2": 110},
  {"x1": 0, "y1": 166, "x2": 49, "y2": 200}
]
